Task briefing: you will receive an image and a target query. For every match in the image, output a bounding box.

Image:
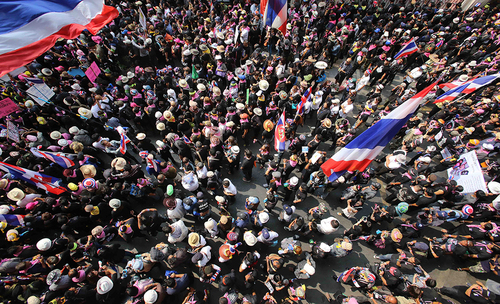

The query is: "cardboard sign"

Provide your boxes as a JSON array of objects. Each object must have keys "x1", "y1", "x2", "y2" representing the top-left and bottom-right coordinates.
[
  {"x1": 0, "y1": 98, "x2": 19, "y2": 118},
  {"x1": 26, "y1": 81, "x2": 55, "y2": 106},
  {"x1": 85, "y1": 62, "x2": 101, "y2": 84},
  {"x1": 7, "y1": 121, "x2": 19, "y2": 143}
]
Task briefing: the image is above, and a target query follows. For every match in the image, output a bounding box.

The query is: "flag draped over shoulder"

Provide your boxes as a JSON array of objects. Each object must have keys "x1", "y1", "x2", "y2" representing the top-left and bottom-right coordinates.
[
  {"x1": 0, "y1": 162, "x2": 67, "y2": 195},
  {"x1": 0, "y1": 0, "x2": 119, "y2": 77},
  {"x1": 321, "y1": 82, "x2": 436, "y2": 182},
  {"x1": 30, "y1": 147, "x2": 75, "y2": 169},
  {"x1": 297, "y1": 87, "x2": 312, "y2": 116},
  {"x1": 260, "y1": 0, "x2": 287, "y2": 34}
]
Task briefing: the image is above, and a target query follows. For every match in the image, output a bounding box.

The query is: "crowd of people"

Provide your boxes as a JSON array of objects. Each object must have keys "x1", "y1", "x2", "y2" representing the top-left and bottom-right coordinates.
[{"x1": 2, "y1": 0, "x2": 500, "y2": 303}]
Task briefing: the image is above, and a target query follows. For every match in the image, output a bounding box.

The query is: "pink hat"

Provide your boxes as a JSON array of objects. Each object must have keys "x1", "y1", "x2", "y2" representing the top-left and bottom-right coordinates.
[
  {"x1": 76, "y1": 50, "x2": 85, "y2": 56},
  {"x1": 54, "y1": 66, "x2": 65, "y2": 72},
  {"x1": 91, "y1": 36, "x2": 103, "y2": 44},
  {"x1": 26, "y1": 135, "x2": 37, "y2": 142},
  {"x1": 476, "y1": 109, "x2": 485, "y2": 114}
]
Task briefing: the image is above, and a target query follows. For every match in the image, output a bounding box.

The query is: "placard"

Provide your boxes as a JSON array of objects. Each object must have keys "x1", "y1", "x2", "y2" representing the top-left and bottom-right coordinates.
[
  {"x1": 447, "y1": 151, "x2": 488, "y2": 193},
  {"x1": 7, "y1": 121, "x2": 19, "y2": 143},
  {"x1": 85, "y1": 62, "x2": 101, "y2": 84},
  {"x1": 0, "y1": 98, "x2": 19, "y2": 118}
]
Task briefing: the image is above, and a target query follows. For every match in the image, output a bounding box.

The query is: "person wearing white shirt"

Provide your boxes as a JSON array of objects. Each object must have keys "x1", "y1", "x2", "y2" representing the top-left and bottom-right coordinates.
[
  {"x1": 339, "y1": 98, "x2": 354, "y2": 118},
  {"x1": 257, "y1": 228, "x2": 279, "y2": 244},
  {"x1": 355, "y1": 70, "x2": 371, "y2": 93},
  {"x1": 165, "y1": 220, "x2": 189, "y2": 244},
  {"x1": 317, "y1": 216, "x2": 340, "y2": 234},
  {"x1": 192, "y1": 245, "x2": 211, "y2": 267}
]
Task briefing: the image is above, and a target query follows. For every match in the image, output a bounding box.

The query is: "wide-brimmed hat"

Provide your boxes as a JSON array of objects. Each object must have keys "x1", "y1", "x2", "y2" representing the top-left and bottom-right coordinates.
[
  {"x1": 315, "y1": 61, "x2": 328, "y2": 69},
  {"x1": 136, "y1": 133, "x2": 146, "y2": 140},
  {"x1": 78, "y1": 107, "x2": 92, "y2": 119},
  {"x1": 144, "y1": 289, "x2": 158, "y2": 304},
  {"x1": 109, "y1": 198, "x2": 122, "y2": 210},
  {"x1": 179, "y1": 79, "x2": 188, "y2": 88},
  {"x1": 7, "y1": 188, "x2": 25, "y2": 201},
  {"x1": 323, "y1": 118, "x2": 332, "y2": 128},
  {"x1": 97, "y1": 276, "x2": 114, "y2": 294},
  {"x1": 188, "y1": 233, "x2": 201, "y2": 246},
  {"x1": 259, "y1": 80, "x2": 269, "y2": 91},
  {"x1": 80, "y1": 165, "x2": 96, "y2": 178},
  {"x1": 391, "y1": 228, "x2": 402, "y2": 242},
  {"x1": 50, "y1": 131, "x2": 61, "y2": 140},
  {"x1": 263, "y1": 120, "x2": 274, "y2": 131},
  {"x1": 111, "y1": 157, "x2": 127, "y2": 170},
  {"x1": 244, "y1": 231, "x2": 257, "y2": 246},
  {"x1": 42, "y1": 68, "x2": 53, "y2": 76},
  {"x1": 253, "y1": 108, "x2": 262, "y2": 116}
]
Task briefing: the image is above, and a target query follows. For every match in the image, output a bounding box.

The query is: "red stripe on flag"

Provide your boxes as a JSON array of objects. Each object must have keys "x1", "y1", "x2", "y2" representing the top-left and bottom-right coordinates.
[
  {"x1": 321, "y1": 157, "x2": 374, "y2": 176},
  {"x1": 0, "y1": 5, "x2": 119, "y2": 77}
]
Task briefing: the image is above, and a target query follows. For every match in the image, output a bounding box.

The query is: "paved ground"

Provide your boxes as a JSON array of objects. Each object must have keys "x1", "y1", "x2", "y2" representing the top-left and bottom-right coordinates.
[{"x1": 105, "y1": 64, "x2": 489, "y2": 304}]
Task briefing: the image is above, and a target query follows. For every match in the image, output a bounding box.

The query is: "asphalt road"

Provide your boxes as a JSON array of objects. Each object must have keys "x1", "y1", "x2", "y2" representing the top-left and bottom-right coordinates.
[{"x1": 106, "y1": 64, "x2": 488, "y2": 304}]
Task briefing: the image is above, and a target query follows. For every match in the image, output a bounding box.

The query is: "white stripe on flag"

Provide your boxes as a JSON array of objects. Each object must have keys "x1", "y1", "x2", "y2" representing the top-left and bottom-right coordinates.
[
  {"x1": 331, "y1": 146, "x2": 385, "y2": 162},
  {"x1": 0, "y1": 0, "x2": 104, "y2": 55}
]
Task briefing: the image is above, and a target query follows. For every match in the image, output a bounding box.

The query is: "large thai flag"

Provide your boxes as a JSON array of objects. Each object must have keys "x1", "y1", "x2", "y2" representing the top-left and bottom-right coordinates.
[
  {"x1": 0, "y1": 161, "x2": 67, "y2": 195},
  {"x1": 31, "y1": 147, "x2": 75, "y2": 169},
  {"x1": 434, "y1": 73, "x2": 500, "y2": 103},
  {"x1": 394, "y1": 38, "x2": 418, "y2": 60},
  {"x1": 321, "y1": 82, "x2": 436, "y2": 182},
  {"x1": 297, "y1": 87, "x2": 312, "y2": 116},
  {"x1": 119, "y1": 132, "x2": 131, "y2": 155},
  {"x1": 274, "y1": 110, "x2": 286, "y2": 152},
  {"x1": 261, "y1": 0, "x2": 287, "y2": 34},
  {"x1": 0, "y1": 0, "x2": 119, "y2": 77}
]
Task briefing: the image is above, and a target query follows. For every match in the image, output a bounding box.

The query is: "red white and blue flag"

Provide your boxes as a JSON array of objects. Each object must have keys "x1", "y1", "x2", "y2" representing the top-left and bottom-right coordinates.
[
  {"x1": 321, "y1": 82, "x2": 436, "y2": 182},
  {"x1": 117, "y1": 128, "x2": 131, "y2": 155},
  {"x1": 260, "y1": 0, "x2": 287, "y2": 34},
  {"x1": 0, "y1": 0, "x2": 119, "y2": 77},
  {"x1": 183, "y1": 135, "x2": 193, "y2": 145},
  {"x1": 394, "y1": 38, "x2": 418, "y2": 60},
  {"x1": 274, "y1": 110, "x2": 287, "y2": 152},
  {"x1": 0, "y1": 161, "x2": 67, "y2": 195},
  {"x1": 30, "y1": 147, "x2": 75, "y2": 169},
  {"x1": 147, "y1": 157, "x2": 160, "y2": 173},
  {"x1": 434, "y1": 73, "x2": 500, "y2": 103},
  {"x1": 297, "y1": 87, "x2": 312, "y2": 116}
]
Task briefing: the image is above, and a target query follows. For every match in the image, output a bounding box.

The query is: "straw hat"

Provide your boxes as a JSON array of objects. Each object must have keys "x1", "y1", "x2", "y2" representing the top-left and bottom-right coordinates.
[
  {"x1": 253, "y1": 108, "x2": 262, "y2": 116},
  {"x1": 179, "y1": 79, "x2": 188, "y2": 89},
  {"x1": 163, "y1": 110, "x2": 173, "y2": 120},
  {"x1": 0, "y1": 179, "x2": 8, "y2": 190},
  {"x1": 236, "y1": 103, "x2": 245, "y2": 110},
  {"x1": 323, "y1": 118, "x2": 332, "y2": 128},
  {"x1": 136, "y1": 133, "x2": 146, "y2": 140},
  {"x1": 390, "y1": 228, "x2": 402, "y2": 242},
  {"x1": 197, "y1": 83, "x2": 206, "y2": 91},
  {"x1": 70, "y1": 141, "x2": 84, "y2": 153},
  {"x1": 217, "y1": 45, "x2": 225, "y2": 52},
  {"x1": 78, "y1": 107, "x2": 92, "y2": 119},
  {"x1": 69, "y1": 126, "x2": 80, "y2": 135},
  {"x1": 80, "y1": 165, "x2": 96, "y2": 178},
  {"x1": 109, "y1": 198, "x2": 122, "y2": 210},
  {"x1": 111, "y1": 157, "x2": 127, "y2": 170},
  {"x1": 7, "y1": 188, "x2": 25, "y2": 201},
  {"x1": 263, "y1": 120, "x2": 274, "y2": 131},
  {"x1": 188, "y1": 233, "x2": 201, "y2": 246}
]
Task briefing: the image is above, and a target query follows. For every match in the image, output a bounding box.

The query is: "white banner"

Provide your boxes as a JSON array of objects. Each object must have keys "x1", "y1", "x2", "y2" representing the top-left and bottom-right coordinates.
[
  {"x1": 26, "y1": 82, "x2": 54, "y2": 106},
  {"x1": 447, "y1": 150, "x2": 488, "y2": 194}
]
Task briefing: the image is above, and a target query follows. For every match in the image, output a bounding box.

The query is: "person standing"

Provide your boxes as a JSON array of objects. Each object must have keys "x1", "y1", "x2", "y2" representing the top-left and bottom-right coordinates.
[{"x1": 240, "y1": 149, "x2": 256, "y2": 182}]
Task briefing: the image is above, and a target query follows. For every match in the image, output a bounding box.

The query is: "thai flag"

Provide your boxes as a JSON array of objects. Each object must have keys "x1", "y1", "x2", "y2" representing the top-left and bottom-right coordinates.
[
  {"x1": 261, "y1": 0, "x2": 288, "y2": 34},
  {"x1": 119, "y1": 132, "x2": 131, "y2": 155},
  {"x1": 394, "y1": 38, "x2": 418, "y2": 60},
  {"x1": 433, "y1": 83, "x2": 469, "y2": 104},
  {"x1": 321, "y1": 82, "x2": 436, "y2": 182},
  {"x1": 274, "y1": 110, "x2": 287, "y2": 152},
  {"x1": 0, "y1": 161, "x2": 67, "y2": 195},
  {"x1": 30, "y1": 147, "x2": 75, "y2": 169},
  {"x1": 139, "y1": 151, "x2": 149, "y2": 159},
  {"x1": 297, "y1": 87, "x2": 311, "y2": 116},
  {"x1": 435, "y1": 73, "x2": 500, "y2": 103},
  {"x1": 183, "y1": 135, "x2": 192, "y2": 144},
  {"x1": 147, "y1": 158, "x2": 160, "y2": 173},
  {"x1": 0, "y1": 0, "x2": 119, "y2": 77},
  {"x1": 435, "y1": 40, "x2": 444, "y2": 48}
]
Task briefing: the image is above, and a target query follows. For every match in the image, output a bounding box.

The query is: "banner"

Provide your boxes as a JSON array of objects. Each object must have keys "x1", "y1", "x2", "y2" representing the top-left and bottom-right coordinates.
[
  {"x1": 0, "y1": 98, "x2": 20, "y2": 118},
  {"x1": 447, "y1": 151, "x2": 488, "y2": 194}
]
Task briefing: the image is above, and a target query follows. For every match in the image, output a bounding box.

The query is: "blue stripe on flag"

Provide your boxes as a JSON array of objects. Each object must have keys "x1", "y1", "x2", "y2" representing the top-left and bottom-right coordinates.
[
  {"x1": 345, "y1": 114, "x2": 412, "y2": 150},
  {"x1": 0, "y1": 0, "x2": 84, "y2": 34},
  {"x1": 266, "y1": 0, "x2": 286, "y2": 26}
]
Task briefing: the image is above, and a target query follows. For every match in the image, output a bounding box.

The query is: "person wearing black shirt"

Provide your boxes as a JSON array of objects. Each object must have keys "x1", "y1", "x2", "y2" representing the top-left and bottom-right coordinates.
[{"x1": 240, "y1": 149, "x2": 256, "y2": 182}]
